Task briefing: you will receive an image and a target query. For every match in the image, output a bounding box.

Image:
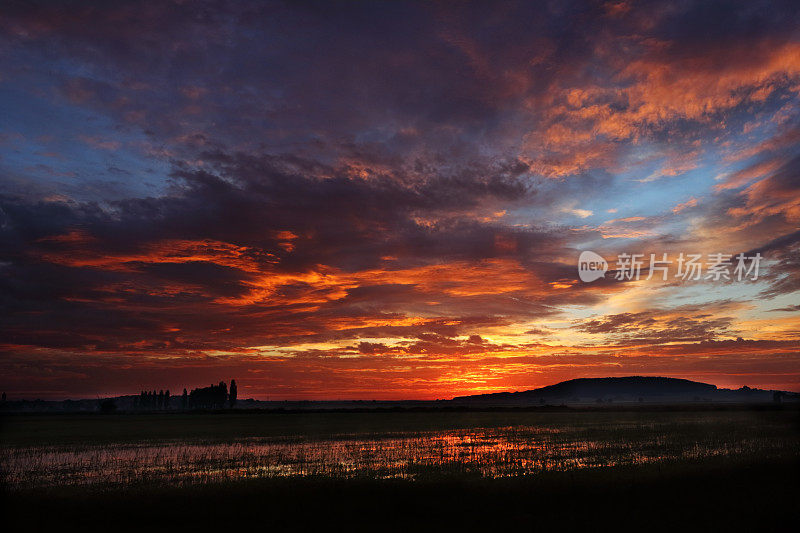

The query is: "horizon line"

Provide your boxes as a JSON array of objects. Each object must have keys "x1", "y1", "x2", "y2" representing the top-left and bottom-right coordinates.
[{"x1": 5, "y1": 375, "x2": 799, "y2": 403}]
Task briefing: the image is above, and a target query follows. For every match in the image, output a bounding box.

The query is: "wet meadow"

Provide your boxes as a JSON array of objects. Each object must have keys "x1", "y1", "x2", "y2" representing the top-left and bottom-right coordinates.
[{"x1": 2, "y1": 407, "x2": 799, "y2": 531}]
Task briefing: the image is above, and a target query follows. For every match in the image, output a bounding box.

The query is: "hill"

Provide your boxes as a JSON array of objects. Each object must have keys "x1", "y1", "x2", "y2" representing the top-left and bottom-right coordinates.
[
  {"x1": 2, "y1": 376, "x2": 797, "y2": 412},
  {"x1": 452, "y1": 376, "x2": 793, "y2": 405}
]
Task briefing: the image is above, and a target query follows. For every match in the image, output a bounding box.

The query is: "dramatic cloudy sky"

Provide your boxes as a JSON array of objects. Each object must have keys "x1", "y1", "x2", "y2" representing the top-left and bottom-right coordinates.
[{"x1": 1, "y1": 0, "x2": 799, "y2": 399}]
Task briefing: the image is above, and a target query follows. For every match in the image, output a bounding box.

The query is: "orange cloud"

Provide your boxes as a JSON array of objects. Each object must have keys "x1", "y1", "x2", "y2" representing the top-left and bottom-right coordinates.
[
  {"x1": 672, "y1": 197, "x2": 698, "y2": 213},
  {"x1": 39, "y1": 238, "x2": 277, "y2": 273}
]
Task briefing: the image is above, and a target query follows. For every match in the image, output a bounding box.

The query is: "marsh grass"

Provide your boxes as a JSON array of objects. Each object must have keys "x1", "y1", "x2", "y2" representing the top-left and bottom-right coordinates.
[{"x1": 2, "y1": 409, "x2": 797, "y2": 490}]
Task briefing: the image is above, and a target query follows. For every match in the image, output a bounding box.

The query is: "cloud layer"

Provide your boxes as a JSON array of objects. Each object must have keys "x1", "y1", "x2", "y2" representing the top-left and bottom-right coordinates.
[{"x1": 1, "y1": 0, "x2": 799, "y2": 398}]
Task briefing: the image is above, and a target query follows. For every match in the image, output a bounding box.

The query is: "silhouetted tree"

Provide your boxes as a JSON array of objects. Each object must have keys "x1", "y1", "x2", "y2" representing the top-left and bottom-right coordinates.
[
  {"x1": 189, "y1": 382, "x2": 228, "y2": 409},
  {"x1": 164, "y1": 390, "x2": 170, "y2": 409},
  {"x1": 229, "y1": 379, "x2": 238, "y2": 408},
  {"x1": 218, "y1": 381, "x2": 227, "y2": 408},
  {"x1": 182, "y1": 388, "x2": 188, "y2": 410}
]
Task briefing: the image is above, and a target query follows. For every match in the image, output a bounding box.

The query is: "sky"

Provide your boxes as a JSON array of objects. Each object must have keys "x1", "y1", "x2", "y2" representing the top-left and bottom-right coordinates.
[{"x1": 1, "y1": 0, "x2": 799, "y2": 400}]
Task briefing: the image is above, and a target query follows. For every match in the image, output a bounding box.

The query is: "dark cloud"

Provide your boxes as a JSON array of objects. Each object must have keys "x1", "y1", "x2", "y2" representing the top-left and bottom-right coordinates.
[
  {"x1": 1, "y1": 0, "x2": 800, "y2": 398},
  {"x1": 576, "y1": 308, "x2": 736, "y2": 344}
]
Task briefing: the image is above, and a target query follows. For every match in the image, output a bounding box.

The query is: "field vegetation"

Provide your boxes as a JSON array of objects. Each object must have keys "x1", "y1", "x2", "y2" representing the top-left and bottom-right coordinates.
[{"x1": 2, "y1": 407, "x2": 798, "y2": 530}]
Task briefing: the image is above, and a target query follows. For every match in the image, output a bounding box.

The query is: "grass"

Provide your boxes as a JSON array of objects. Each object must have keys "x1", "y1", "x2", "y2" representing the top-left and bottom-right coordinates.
[
  {"x1": 2, "y1": 407, "x2": 798, "y2": 531},
  {"x1": 3, "y1": 406, "x2": 797, "y2": 446},
  {"x1": 3, "y1": 457, "x2": 798, "y2": 531}
]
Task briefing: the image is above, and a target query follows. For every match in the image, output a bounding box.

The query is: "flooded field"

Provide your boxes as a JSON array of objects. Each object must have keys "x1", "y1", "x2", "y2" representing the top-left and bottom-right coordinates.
[{"x1": 2, "y1": 410, "x2": 798, "y2": 489}]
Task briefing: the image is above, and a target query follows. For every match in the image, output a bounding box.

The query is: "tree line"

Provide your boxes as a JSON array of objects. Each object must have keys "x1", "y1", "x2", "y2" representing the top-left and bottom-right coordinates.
[{"x1": 133, "y1": 379, "x2": 237, "y2": 410}]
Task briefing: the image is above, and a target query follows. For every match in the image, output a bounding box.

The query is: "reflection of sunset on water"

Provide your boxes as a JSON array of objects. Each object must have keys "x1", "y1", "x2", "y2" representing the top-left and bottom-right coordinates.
[{"x1": 4, "y1": 413, "x2": 795, "y2": 489}]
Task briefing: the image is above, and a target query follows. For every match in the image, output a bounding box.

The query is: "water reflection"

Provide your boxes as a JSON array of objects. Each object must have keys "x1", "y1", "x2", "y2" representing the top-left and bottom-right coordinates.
[{"x1": 1, "y1": 424, "x2": 792, "y2": 489}]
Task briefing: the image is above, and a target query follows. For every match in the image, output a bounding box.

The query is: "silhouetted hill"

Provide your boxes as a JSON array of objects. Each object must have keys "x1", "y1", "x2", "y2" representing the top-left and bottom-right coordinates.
[
  {"x1": 452, "y1": 376, "x2": 795, "y2": 405},
  {"x1": 2, "y1": 376, "x2": 797, "y2": 412}
]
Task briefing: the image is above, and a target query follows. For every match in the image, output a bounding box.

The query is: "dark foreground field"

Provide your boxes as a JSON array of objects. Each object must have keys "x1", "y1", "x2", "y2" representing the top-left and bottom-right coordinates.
[
  {"x1": 3, "y1": 458, "x2": 799, "y2": 532},
  {"x1": 2, "y1": 407, "x2": 799, "y2": 532}
]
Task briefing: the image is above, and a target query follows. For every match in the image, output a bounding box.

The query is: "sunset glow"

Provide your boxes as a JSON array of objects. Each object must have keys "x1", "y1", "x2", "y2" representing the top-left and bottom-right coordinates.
[{"x1": 2, "y1": 1, "x2": 800, "y2": 400}]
